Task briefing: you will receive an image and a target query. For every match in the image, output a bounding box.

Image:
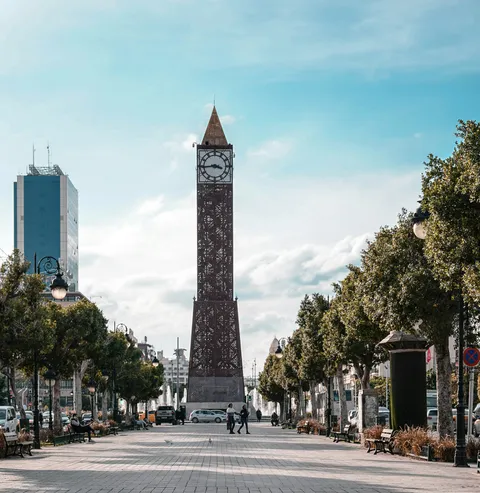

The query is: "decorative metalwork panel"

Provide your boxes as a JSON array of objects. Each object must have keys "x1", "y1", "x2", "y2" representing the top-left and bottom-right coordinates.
[
  {"x1": 196, "y1": 184, "x2": 234, "y2": 301},
  {"x1": 188, "y1": 300, "x2": 244, "y2": 402}
]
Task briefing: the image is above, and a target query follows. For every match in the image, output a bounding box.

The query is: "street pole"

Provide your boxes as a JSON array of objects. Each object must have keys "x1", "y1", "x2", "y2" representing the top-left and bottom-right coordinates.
[
  {"x1": 48, "y1": 379, "x2": 53, "y2": 431},
  {"x1": 33, "y1": 352, "x2": 40, "y2": 449},
  {"x1": 468, "y1": 369, "x2": 475, "y2": 438},
  {"x1": 326, "y1": 377, "x2": 332, "y2": 437},
  {"x1": 454, "y1": 294, "x2": 468, "y2": 467},
  {"x1": 176, "y1": 337, "x2": 180, "y2": 410}
]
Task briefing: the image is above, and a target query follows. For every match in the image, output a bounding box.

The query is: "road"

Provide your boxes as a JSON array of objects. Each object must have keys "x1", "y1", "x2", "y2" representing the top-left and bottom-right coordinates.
[{"x1": 0, "y1": 422, "x2": 479, "y2": 492}]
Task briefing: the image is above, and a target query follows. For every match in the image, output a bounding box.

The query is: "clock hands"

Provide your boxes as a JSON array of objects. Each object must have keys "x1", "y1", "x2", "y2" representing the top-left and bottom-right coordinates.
[{"x1": 200, "y1": 164, "x2": 223, "y2": 169}]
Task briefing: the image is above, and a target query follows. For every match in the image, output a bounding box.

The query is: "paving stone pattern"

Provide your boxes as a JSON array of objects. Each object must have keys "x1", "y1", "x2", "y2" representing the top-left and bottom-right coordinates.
[{"x1": 0, "y1": 423, "x2": 479, "y2": 492}]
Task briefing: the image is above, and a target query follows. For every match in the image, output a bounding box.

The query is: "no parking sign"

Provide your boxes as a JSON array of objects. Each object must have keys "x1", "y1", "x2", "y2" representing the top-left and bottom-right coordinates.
[{"x1": 463, "y1": 347, "x2": 480, "y2": 367}]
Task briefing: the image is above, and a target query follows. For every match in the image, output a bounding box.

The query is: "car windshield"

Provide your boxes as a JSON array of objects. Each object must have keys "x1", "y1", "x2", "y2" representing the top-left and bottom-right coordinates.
[{"x1": 0, "y1": 410, "x2": 6, "y2": 420}]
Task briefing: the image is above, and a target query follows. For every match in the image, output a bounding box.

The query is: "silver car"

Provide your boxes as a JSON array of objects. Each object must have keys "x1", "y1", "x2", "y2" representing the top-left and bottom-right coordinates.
[{"x1": 189, "y1": 410, "x2": 225, "y2": 423}]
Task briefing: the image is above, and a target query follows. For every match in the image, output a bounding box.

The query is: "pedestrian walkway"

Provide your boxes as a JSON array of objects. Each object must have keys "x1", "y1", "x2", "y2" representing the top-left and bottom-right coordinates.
[{"x1": 0, "y1": 423, "x2": 479, "y2": 492}]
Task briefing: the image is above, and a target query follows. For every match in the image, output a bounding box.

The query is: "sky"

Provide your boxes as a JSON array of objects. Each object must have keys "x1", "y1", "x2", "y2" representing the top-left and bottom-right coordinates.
[{"x1": 0, "y1": 0, "x2": 479, "y2": 374}]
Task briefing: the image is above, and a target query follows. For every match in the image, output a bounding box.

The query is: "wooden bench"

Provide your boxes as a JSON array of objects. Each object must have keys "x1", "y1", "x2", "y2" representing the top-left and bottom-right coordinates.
[
  {"x1": 53, "y1": 430, "x2": 86, "y2": 446},
  {"x1": 365, "y1": 428, "x2": 396, "y2": 455},
  {"x1": 2, "y1": 432, "x2": 33, "y2": 458},
  {"x1": 331, "y1": 424, "x2": 355, "y2": 443}
]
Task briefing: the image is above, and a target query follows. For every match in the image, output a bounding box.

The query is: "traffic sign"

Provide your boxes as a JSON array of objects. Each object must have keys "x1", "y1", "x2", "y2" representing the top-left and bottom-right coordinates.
[{"x1": 463, "y1": 347, "x2": 480, "y2": 367}]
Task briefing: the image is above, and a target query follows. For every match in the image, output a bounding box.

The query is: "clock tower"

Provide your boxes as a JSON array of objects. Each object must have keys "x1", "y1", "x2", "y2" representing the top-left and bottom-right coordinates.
[{"x1": 187, "y1": 107, "x2": 245, "y2": 409}]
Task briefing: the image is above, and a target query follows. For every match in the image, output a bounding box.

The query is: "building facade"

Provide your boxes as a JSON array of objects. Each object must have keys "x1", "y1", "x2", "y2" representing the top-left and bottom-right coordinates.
[
  {"x1": 157, "y1": 350, "x2": 189, "y2": 386},
  {"x1": 14, "y1": 164, "x2": 79, "y2": 291}
]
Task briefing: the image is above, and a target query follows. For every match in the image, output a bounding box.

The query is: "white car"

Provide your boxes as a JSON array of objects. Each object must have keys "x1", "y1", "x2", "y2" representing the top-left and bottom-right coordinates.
[
  {"x1": 189, "y1": 410, "x2": 225, "y2": 423},
  {"x1": 427, "y1": 408, "x2": 438, "y2": 430},
  {"x1": 0, "y1": 406, "x2": 18, "y2": 433}
]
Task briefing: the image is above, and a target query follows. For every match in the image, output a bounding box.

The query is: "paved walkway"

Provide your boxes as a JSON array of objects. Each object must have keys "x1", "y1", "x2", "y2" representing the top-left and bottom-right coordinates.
[{"x1": 0, "y1": 423, "x2": 479, "y2": 493}]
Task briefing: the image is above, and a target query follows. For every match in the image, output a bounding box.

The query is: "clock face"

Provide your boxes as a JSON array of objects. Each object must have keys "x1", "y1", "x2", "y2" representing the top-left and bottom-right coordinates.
[{"x1": 198, "y1": 150, "x2": 232, "y2": 183}]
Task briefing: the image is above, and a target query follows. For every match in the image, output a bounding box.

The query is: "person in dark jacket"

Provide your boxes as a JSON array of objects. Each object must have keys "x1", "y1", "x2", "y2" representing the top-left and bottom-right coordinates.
[
  {"x1": 256, "y1": 409, "x2": 262, "y2": 422},
  {"x1": 237, "y1": 404, "x2": 250, "y2": 434}
]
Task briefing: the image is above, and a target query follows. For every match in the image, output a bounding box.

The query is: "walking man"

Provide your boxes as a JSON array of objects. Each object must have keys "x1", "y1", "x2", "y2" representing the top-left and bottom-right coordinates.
[
  {"x1": 237, "y1": 404, "x2": 250, "y2": 434},
  {"x1": 226, "y1": 403, "x2": 236, "y2": 434}
]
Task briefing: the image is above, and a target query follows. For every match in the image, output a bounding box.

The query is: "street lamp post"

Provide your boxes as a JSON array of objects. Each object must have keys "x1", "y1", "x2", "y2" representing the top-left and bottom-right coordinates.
[
  {"x1": 275, "y1": 338, "x2": 289, "y2": 422},
  {"x1": 113, "y1": 323, "x2": 130, "y2": 422},
  {"x1": 87, "y1": 379, "x2": 97, "y2": 420},
  {"x1": 32, "y1": 254, "x2": 68, "y2": 449},
  {"x1": 43, "y1": 368, "x2": 56, "y2": 431},
  {"x1": 412, "y1": 207, "x2": 468, "y2": 467}
]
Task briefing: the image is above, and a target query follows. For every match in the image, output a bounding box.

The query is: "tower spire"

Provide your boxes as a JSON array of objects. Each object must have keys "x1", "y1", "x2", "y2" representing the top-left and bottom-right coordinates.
[{"x1": 202, "y1": 106, "x2": 228, "y2": 146}]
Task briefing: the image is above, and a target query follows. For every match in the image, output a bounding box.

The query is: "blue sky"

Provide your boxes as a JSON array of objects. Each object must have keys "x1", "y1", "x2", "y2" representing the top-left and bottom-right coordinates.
[{"x1": 0, "y1": 0, "x2": 479, "y2": 369}]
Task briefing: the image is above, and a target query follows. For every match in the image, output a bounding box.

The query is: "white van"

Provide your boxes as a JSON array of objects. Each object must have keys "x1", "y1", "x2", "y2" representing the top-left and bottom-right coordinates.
[{"x1": 0, "y1": 406, "x2": 19, "y2": 433}]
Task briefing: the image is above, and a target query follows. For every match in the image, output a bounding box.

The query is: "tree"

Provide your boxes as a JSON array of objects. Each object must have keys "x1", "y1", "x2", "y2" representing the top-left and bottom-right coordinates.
[
  {"x1": 0, "y1": 374, "x2": 8, "y2": 405},
  {"x1": 421, "y1": 120, "x2": 480, "y2": 305},
  {"x1": 0, "y1": 251, "x2": 54, "y2": 416},
  {"x1": 360, "y1": 212, "x2": 457, "y2": 437},
  {"x1": 39, "y1": 299, "x2": 108, "y2": 433},
  {"x1": 258, "y1": 355, "x2": 285, "y2": 416},
  {"x1": 296, "y1": 294, "x2": 329, "y2": 419},
  {"x1": 330, "y1": 266, "x2": 388, "y2": 390}
]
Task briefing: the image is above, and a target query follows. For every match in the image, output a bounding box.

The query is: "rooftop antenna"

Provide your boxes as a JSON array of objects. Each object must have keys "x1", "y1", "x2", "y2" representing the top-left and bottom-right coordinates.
[
  {"x1": 213, "y1": 94, "x2": 215, "y2": 107},
  {"x1": 32, "y1": 144, "x2": 36, "y2": 166},
  {"x1": 47, "y1": 143, "x2": 51, "y2": 167}
]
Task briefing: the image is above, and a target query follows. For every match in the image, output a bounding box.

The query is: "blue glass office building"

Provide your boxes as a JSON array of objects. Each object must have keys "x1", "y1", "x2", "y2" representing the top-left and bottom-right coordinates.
[{"x1": 14, "y1": 165, "x2": 79, "y2": 291}]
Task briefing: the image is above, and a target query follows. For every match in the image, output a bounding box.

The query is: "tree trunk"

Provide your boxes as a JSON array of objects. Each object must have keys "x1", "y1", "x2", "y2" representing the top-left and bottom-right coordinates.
[
  {"x1": 298, "y1": 382, "x2": 304, "y2": 417},
  {"x1": 354, "y1": 364, "x2": 371, "y2": 390},
  {"x1": 435, "y1": 338, "x2": 454, "y2": 438},
  {"x1": 101, "y1": 392, "x2": 108, "y2": 421},
  {"x1": 8, "y1": 367, "x2": 23, "y2": 417},
  {"x1": 309, "y1": 382, "x2": 317, "y2": 419},
  {"x1": 53, "y1": 380, "x2": 63, "y2": 435},
  {"x1": 92, "y1": 392, "x2": 98, "y2": 421},
  {"x1": 336, "y1": 363, "x2": 348, "y2": 429}
]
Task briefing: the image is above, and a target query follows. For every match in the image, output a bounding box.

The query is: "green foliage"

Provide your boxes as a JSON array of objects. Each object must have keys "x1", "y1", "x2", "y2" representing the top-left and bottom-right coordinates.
[
  {"x1": 426, "y1": 369, "x2": 437, "y2": 390},
  {"x1": 0, "y1": 251, "x2": 54, "y2": 375},
  {"x1": 38, "y1": 299, "x2": 109, "y2": 379},
  {"x1": 296, "y1": 294, "x2": 329, "y2": 384},
  {"x1": 369, "y1": 376, "x2": 390, "y2": 407},
  {"x1": 0, "y1": 374, "x2": 8, "y2": 405},
  {"x1": 360, "y1": 211, "x2": 456, "y2": 346},
  {"x1": 258, "y1": 354, "x2": 285, "y2": 403},
  {"x1": 421, "y1": 120, "x2": 480, "y2": 304},
  {"x1": 325, "y1": 267, "x2": 388, "y2": 388}
]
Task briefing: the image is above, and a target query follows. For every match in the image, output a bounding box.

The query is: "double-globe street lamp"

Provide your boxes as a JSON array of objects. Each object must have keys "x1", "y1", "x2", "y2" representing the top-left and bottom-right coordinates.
[
  {"x1": 412, "y1": 207, "x2": 468, "y2": 467},
  {"x1": 274, "y1": 338, "x2": 291, "y2": 422},
  {"x1": 112, "y1": 322, "x2": 130, "y2": 423},
  {"x1": 33, "y1": 255, "x2": 68, "y2": 449},
  {"x1": 43, "y1": 368, "x2": 56, "y2": 431}
]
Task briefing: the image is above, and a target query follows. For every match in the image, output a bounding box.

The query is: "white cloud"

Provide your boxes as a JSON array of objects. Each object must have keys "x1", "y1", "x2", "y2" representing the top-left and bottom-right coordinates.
[
  {"x1": 220, "y1": 115, "x2": 236, "y2": 125},
  {"x1": 79, "y1": 167, "x2": 420, "y2": 372},
  {"x1": 247, "y1": 139, "x2": 292, "y2": 160}
]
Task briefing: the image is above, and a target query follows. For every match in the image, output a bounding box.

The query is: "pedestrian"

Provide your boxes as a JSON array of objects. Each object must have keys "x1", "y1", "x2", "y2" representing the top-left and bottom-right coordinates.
[
  {"x1": 70, "y1": 413, "x2": 95, "y2": 442},
  {"x1": 271, "y1": 411, "x2": 279, "y2": 426},
  {"x1": 38, "y1": 411, "x2": 44, "y2": 429},
  {"x1": 226, "y1": 403, "x2": 236, "y2": 434},
  {"x1": 237, "y1": 404, "x2": 250, "y2": 434},
  {"x1": 256, "y1": 409, "x2": 262, "y2": 422}
]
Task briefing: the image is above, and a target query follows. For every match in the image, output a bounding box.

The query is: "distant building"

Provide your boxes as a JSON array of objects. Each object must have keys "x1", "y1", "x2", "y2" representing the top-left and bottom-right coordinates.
[
  {"x1": 138, "y1": 337, "x2": 157, "y2": 362},
  {"x1": 157, "y1": 350, "x2": 189, "y2": 386},
  {"x1": 14, "y1": 163, "x2": 79, "y2": 291}
]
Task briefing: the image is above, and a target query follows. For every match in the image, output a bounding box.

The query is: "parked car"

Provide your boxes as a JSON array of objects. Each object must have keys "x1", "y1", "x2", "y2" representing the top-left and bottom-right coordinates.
[
  {"x1": 155, "y1": 406, "x2": 176, "y2": 425},
  {"x1": 0, "y1": 406, "x2": 19, "y2": 433},
  {"x1": 189, "y1": 410, "x2": 225, "y2": 423},
  {"x1": 452, "y1": 408, "x2": 474, "y2": 432},
  {"x1": 427, "y1": 408, "x2": 438, "y2": 430},
  {"x1": 81, "y1": 412, "x2": 92, "y2": 425},
  {"x1": 16, "y1": 411, "x2": 34, "y2": 427}
]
